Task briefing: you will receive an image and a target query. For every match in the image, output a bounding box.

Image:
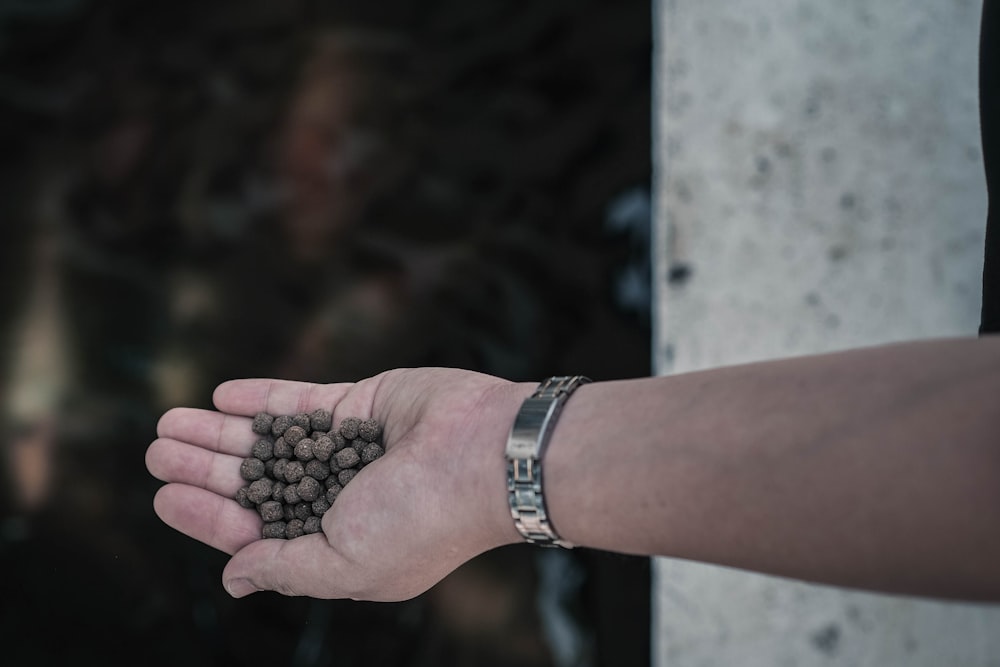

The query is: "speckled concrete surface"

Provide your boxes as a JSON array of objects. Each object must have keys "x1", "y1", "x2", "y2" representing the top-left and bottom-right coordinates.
[{"x1": 652, "y1": 0, "x2": 1000, "y2": 664}]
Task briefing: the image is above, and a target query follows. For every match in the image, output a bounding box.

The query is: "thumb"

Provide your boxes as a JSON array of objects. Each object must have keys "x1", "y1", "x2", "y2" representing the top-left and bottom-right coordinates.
[{"x1": 222, "y1": 534, "x2": 346, "y2": 599}]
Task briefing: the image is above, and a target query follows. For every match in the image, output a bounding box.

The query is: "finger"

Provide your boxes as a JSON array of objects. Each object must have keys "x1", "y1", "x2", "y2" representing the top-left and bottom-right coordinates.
[
  {"x1": 146, "y1": 438, "x2": 245, "y2": 498},
  {"x1": 157, "y1": 407, "x2": 255, "y2": 456},
  {"x1": 153, "y1": 483, "x2": 260, "y2": 555},
  {"x1": 222, "y1": 532, "x2": 351, "y2": 599},
  {"x1": 213, "y1": 379, "x2": 354, "y2": 417}
]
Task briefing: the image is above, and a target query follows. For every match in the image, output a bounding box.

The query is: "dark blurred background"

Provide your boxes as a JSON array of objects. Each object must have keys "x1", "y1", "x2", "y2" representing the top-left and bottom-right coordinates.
[{"x1": 0, "y1": 1, "x2": 651, "y2": 665}]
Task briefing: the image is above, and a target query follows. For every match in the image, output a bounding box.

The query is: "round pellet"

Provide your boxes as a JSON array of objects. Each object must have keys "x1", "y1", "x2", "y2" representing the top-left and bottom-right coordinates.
[
  {"x1": 284, "y1": 425, "x2": 307, "y2": 446},
  {"x1": 252, "y1": 413, "x2": 274, "y2": 436},
  {"x1": 294, "y1": 438, "x2": 315, "y2": 461},
  {"x1": 284, "y1": 460, "x2": 305, "y2": 484},
  {"x1": 273, "y1": 437, "x2": 293, "y2": 459},
  {"x1": 338, "y1": 468, "x2": 357, "y2": 486},
  {"x1": 293, "y1": 502, "x2": 312, "y2": 522},
  {"x1": 358, "y1": 419, "x2": 381, "y2": 443},
  {"x1": 311, "y1": 497, "x2": 330, "y2": 516},
  {"x1": 240, "y1": 457, "x2": 265, "y2": 481},
  {"x1": 283, "y1": 483, "x2": 301, "y2": 505},
  {"x1": 325, "y1": 483, "x2": 342, "y2": 503},
  {"x1": 304, "y1": 459, "x2": 330, "y2": 481},
  {"x1": 334, "y1": 447, "x2": 360, "y2": 469},
  {"x1": 309, "y1": 408, "x2": 332, "y2": 433},
  {"x1": 236, "y1": 487, "x2": 254, "y2": 509},
  {"x1": 303, "y1": 516, "x2": 322, "y2": 534},
  {"x1": 246, "y1": 478, "x2": 274, "y2": 505},
  {"x1": 251, "y1": 438, "x2": 274, "y2": 461},
  {"x1": 262, "y1": 521, "x2": 287, "y2": 539},
  {"x1": 297, "y1": 475, "x2": 321, "y2": 502},
  {"x1": 312, "y1": 436, "x2": 334, "y2": 462},
  {"x1": 338, "y1": 417, "x2": 361, "y2": 440},
  {"x1": 271, "y1": 415, "x2": 293, "y2": 437},
  {"x1": 286, "y1": 518, "x2": 305, "y2": 539},
  {"x1": 293, "y1": 413, "x2": 311, "y2": 431},
  {"x1": 360, "y1": 443, "x2": 384, "y2": 465},
  {"x1": 259, "y1": 500, "x2": 283, "y2": 522}
]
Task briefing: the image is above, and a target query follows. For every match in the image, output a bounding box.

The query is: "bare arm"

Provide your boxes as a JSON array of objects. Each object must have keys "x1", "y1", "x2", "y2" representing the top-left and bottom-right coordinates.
[{"x1": 145, "y1": 336, "x2": 1000, "y2": 601}]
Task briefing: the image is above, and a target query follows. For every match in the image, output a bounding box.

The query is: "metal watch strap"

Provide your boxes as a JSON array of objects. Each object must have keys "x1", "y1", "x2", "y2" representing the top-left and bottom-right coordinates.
[{"x1": 505, "y1": 375, "x2": 591, "y2": 548}]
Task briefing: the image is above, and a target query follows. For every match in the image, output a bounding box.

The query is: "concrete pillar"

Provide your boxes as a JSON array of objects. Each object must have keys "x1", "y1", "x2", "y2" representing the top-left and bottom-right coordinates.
[{"x1": 652, "y1": 0, "x2": 1000, "y2": 664}]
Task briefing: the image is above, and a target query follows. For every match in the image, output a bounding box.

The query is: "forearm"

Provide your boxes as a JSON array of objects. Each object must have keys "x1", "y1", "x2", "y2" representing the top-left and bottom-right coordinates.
[{"x1": 501, "y1": 337, "x2": 1000, "y2": 599}]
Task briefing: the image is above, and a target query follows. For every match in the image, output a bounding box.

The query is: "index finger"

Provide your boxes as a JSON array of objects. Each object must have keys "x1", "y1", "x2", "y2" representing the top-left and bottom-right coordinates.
[{"x1": 213, "y1": 379, "x2": 354, "y2": 417}]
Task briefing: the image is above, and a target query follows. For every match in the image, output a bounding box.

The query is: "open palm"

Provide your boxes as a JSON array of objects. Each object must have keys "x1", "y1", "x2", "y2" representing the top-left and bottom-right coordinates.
[{"x1": 146, "y1": 368, "x2": 526, "y2": 601}]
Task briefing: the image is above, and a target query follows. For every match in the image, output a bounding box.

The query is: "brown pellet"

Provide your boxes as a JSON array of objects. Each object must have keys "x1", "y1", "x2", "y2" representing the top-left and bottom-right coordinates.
[
  {"x1": 273, "y1": 437, "x2": 293, "y2": 459},
  {"x1": 262, "y1": 521, "x2": 287, "y2": 539},
  {"x1": 297, "y1": 475, "x2": 322, "y2": 502},
  {"x1": 284, "y1": 460, "x2": 305, "y2": 484},
  {"x1": 246, "y1": 478, "x2": 274, "y2": 505},
  {"x1": 283, "y1": 503, "x2": 296, "y2": 521},
  {"x1": 293, "y1": 502, "x2": 312, "y2": 522},
  {"x1": 251, "y1": 438, "x2": 274, "y2": 461},
  {"x1": 304, "y1": 459, "x2": 330, "y2": 481},
  {"x1": 312, "y1": 436, "x2": 334, "y2": 462},
  {"x1": 358, "y1": 419, "x2": 381, "y2": 443},
  {"x1": 310, "y1": 408, "x2": 332, "y2": 433},
  {"x1": 294, "y1": 438, "x2": 315, "y2": 461},
  {"x1": 240, "y1": 457, "x2": 266, "y2": 481},
  {"x1": 236, "y1": 486, "x2": 254, "y2": 509},
  {"x1": 360, "y1": 443, "x2": 384, "y2": 464},
  {"x1": 338, "y1": 417, "x2": 361, "y2": 440},
  {"x1": 284, "y1": 425, "x2": 307, "y2": 446},
  {"x1": 271, "y1": 481, "x2": 287, "y2": 502},
  {"x1": 270, "y1": 415, "x2": 293, "y2": 437},
  {"x1": 334, "y1": 447, "x2": 360, "y2": 469},
  {"x1": 285, "y1": 518, "x2": 305, "y2": 539},
  {"x1": 311, "y1": 497, "x2": 330, "y2": 516},
  {"x1": 324, "y1": 476, "x2": 342, "y2": 490},
  {"x1": 338, "y1": 468, "x2": 357, "y2": 486},
  {"x1": 252, "y1": 412, "x2": 274, "y2": 436},
  {"x1": 283, "y1": 483, "x2": 301, "y2": 505},
  {"x1": 293, "y1": 413, "x2": 311, "y2": 431},
  {"x1": 272, "y1": 458, "x2": 289, "y2": 481},
  {"x1": 259, "y1": 500, "x2": 283, "y2": 522},
  {"x1": 331, "y1": 432, "x2": 347, "y2": 452},
  {"x1": 303, "y1": 516, "x2": 322, "y2": 534}
]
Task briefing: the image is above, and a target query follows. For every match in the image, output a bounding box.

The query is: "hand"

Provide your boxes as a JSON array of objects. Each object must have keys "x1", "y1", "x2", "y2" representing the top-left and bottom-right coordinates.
[{"x1": 145, "y1": 368, "x2": 529, "y2": 601}]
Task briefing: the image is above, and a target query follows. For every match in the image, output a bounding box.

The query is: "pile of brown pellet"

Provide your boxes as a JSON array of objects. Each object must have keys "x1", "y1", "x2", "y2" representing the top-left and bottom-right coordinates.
[{"x1": 235, "y1": 409, "x2": 384, "y2": 539}]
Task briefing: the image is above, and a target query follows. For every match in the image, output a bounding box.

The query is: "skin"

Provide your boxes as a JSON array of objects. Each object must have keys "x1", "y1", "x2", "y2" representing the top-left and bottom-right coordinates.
[{"x1": 145, "y1": 336, "x2": 1000, "y2": 602}]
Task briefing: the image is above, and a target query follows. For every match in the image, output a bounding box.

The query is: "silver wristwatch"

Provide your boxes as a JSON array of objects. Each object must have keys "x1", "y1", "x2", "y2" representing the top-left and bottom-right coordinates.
[{"x1": 505, "y1": 375, "x2": 591, "y2": 548}]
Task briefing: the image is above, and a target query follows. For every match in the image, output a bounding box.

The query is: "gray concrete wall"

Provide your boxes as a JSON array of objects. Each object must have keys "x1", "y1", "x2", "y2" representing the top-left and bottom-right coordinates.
[{"x1": 652, "y1": 0, "x2": 1000, "y2": 664}]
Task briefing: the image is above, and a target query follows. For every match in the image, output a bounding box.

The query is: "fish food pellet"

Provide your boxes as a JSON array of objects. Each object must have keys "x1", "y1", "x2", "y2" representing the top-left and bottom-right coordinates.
[
  {"x1": 310, "y1": 409, "x2": 332, "y2": 432},
  {"x1": 334, "y1": 447, "x2": 360, "y2": 469},
  {"x1": 303, "y1": 516, "x2": 322, "y2": 534},
  {"x1": 240, "y1": 457, "x2": 266, "y2": 481},
  {"x1": 338, "y1": 417, "x2": 361, "y2": 440},
  {"x1": 234, "y1": 412, "x2": 383, "y2": 539},
  {"x1": 285, "y1": 518, "x2": 305, "y2": 539},
  {"x1": 259, "y1": 500, "x2": 283, "y2": 522},
  {"x1": 294, "y1": 438, "x2": 315, "y2": 461},
  {"x1": 284, "y1": 460, "x2": 305, "y2": 484},
  {"x1": 312, "y1": 436, "x2": 334, "y2": 462},
  {"x1": 262, "y1": 521, "x2": 287, "y2": 539},
  {"x1": 297, "y1": 475, "x2": 321, "y2": 502},
  {"x1": 304, "y1": 459, "x2": 330, "y2": 481},
  {"x1": 246, "y1": 478, "x2": 274, "y2": 505},
  {"x1": 252, "y1": 413, "x2": 274, "y2": 435},
  {"x1": 358, "y1": 419, "x2": 381, "y2": 442},
  {"x1": 251, "y1": 439, "x2": 274, "y2": 461},
  {"x1": 361, "y1": 443, "x2": 384, "y2": 464},
  {"x1": 273, "y1": 437, "x2": 293, "y2": 459},
  {"x1": 284, "y1": 425, "x2": 307, "y2": 446},
  {"x1": 271, "y1": 415, "x2": 293, "y2": 437}
]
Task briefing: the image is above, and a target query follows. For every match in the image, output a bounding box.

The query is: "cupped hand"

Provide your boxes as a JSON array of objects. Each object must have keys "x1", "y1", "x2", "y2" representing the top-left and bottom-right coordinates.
[{"x1": 145, "y1": 368, "x2": 530, "y2": 601}]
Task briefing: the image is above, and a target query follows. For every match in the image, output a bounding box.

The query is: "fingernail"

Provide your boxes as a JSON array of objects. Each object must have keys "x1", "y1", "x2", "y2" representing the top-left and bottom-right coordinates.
[{"x1": 225, "y1": 578, "x2": 256, "y2": 598}]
